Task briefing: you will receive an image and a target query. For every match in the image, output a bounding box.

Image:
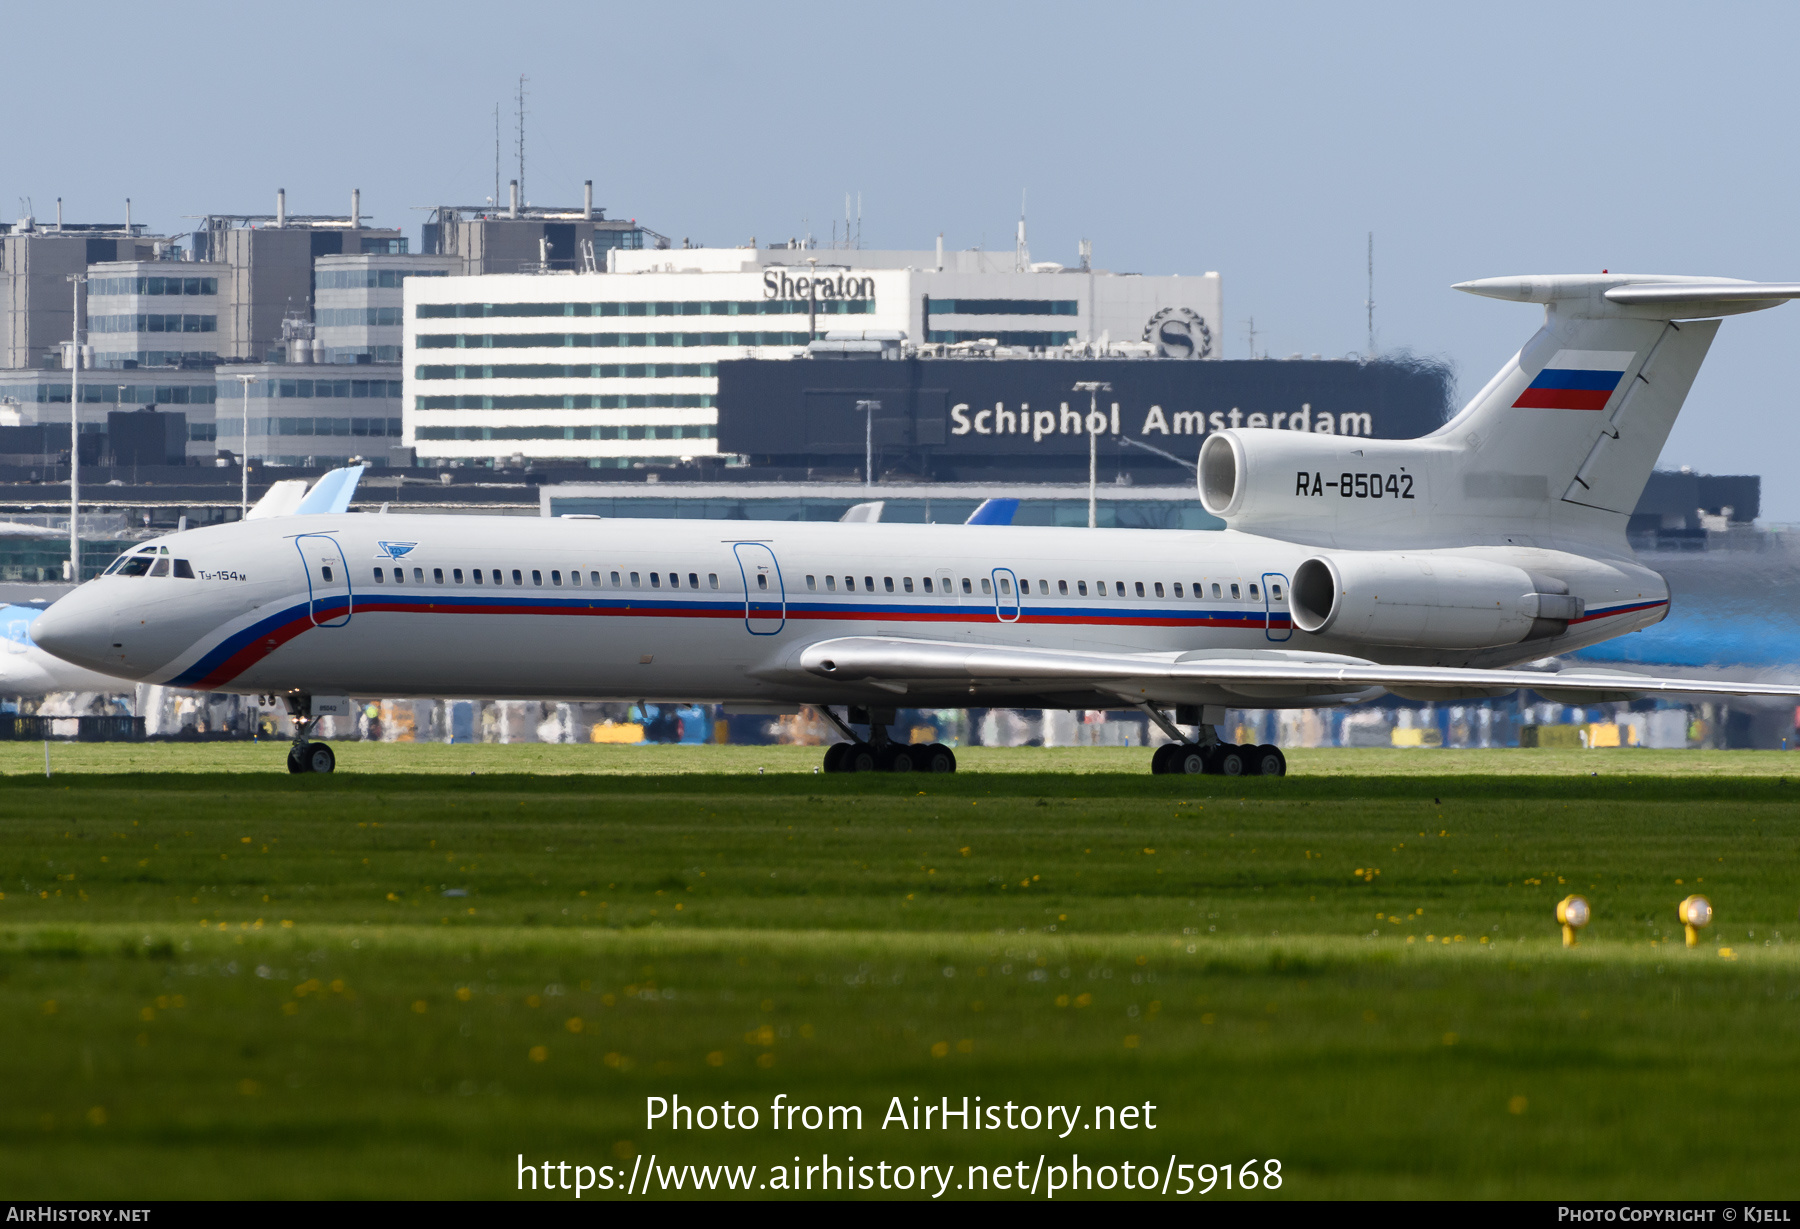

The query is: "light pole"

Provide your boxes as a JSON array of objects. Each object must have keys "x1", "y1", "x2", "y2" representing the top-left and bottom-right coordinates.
[
  {"x1": 235, "y1": 374, "x2": 256, "y2": 516},
  {"x1": 854, "y1": 399, "x2": 880, "y2": 490},
  {"x1": 66, "y1": 273, "x2": 86, "y2": 581},
  {"x1": 1072, "y1": 380, "x2": 1111, "y2": 528}
]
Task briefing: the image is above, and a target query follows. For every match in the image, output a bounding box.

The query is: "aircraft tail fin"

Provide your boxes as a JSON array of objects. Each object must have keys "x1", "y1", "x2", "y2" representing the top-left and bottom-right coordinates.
[
  {"x1": 964, "y1": 498, "x2": 1020, "y2": 526},
  {"x1": 1437, "y1": 277, "x2": 1800, "y2": 522},
  {"x1": 1199, "y1": 276, "x2": 1800, "y2": 549}
]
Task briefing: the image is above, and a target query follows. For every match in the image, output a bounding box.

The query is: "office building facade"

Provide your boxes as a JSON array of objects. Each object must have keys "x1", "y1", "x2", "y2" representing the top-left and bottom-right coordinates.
[{"x1": 403, "y1": 246, "x2": 1223, "y2": 467}]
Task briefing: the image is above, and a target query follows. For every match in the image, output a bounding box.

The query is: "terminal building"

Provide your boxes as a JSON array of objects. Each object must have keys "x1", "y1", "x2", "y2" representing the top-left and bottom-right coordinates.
[{"x1": 402, "y1": 244, "x2": 1223, "y2": 469}]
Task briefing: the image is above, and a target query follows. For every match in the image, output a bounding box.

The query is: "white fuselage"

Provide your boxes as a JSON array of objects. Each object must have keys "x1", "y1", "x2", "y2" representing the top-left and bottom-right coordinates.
[{"x1": 29, "y1": 513, "x2": 1669, "y2": 710}]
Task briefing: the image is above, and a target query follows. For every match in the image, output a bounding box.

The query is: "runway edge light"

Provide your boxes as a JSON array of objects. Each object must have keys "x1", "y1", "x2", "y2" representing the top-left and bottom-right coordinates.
[
  {"x1": 1556, "y1": 895, "x2": 1590, "y2": 947},
  {"x1": 1678, "y1": 895, "x2": 1713, "y2": 948}
]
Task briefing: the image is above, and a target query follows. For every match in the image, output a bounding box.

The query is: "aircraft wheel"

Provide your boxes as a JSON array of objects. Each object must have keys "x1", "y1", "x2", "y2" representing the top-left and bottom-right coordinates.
[
  {"x1": 1214, "y1": 744, "x2": 1250, "y2": 777},
  {"x1": 303, "y1": 742, "x2": 336, "y2": 774},
  {"x1": 920, "y1": 743, "x2": 957, "y2": 773},
  {"x1": 887, "y1": 744, "x2": 918, "y2": 773},
  {"x1": 846, "y1": 743, "x2": 879, "y2": 773},
  {"x1": 287, "y1": 745, "x2": 309, "y2": 774},
  {"x1": 1150, "y1": 743, "x2": 1178, "y2": 774},
  {"x1": 1251, "y1": 744, "x2": 1286, "y2": 777},
  {"x1": 1175, "y1": 745, "x2": 1210, "y2": 775},
  {"x1": 822, "y1": 742, "x2": 849, "y2": 773}
]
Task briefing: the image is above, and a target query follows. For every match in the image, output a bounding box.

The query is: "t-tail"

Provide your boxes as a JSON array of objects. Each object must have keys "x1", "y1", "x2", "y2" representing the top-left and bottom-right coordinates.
[{"x1": 1198, "y1": 275, "x2": 1800, "y2": 552}]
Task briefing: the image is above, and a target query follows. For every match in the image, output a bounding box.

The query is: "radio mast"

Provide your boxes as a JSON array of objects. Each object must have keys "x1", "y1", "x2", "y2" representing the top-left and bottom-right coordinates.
[
  {"x1": 1366, "y1": 231, "x2": 1376, "y2": 358},
  {"x1": 515, "y1": 75, "x2": 529, "y2": 204}
]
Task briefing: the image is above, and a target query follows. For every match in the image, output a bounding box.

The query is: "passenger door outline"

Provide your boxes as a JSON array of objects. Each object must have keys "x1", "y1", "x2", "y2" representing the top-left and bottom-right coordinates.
[
  {"x1": 991, "y1": 567, "x2": 1021, "y2": 623},
  {"x1": 732, "y1": 542, "x2": 785, "y2": 635},
  {"x1": 295, "y1": 533, "x2": 353, "y2": 628},
  {"x1": 1263, "y1": 571, "x2": 1291, "y2": 642}
]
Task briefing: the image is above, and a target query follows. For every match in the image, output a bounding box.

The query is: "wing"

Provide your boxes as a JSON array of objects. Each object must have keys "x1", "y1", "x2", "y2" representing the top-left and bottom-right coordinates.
[{"x1": 790, "y1": 636, "x2": 1800, "y2": 702}]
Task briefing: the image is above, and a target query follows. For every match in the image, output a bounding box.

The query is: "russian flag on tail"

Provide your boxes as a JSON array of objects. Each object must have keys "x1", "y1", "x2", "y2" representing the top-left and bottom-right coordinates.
[{"x1": 1512, "y1": 349, "x2": 1636, "y2": 410}]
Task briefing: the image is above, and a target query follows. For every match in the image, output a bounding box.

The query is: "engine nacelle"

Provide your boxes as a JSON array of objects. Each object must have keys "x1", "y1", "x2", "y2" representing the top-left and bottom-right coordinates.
[{"x1": 1289, "y1": 552, "x2": 1581, "y2": 650}]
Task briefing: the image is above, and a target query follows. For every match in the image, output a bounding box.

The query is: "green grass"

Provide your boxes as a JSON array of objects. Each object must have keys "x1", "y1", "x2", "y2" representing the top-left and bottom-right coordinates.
[{"x1": 2, "y1": 744, "x2": 1797, "y2": 1199}]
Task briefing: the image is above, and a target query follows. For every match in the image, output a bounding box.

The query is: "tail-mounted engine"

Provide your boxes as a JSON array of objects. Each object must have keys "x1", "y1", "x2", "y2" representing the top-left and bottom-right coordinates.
[{"x1": 1289, "y1": 553, "x2": 1582, "y2": 650}]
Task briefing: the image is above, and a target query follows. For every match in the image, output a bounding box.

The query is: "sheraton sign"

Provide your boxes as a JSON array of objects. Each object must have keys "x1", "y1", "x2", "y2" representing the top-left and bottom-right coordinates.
[{"x1": 762, "y1": 271, "x2": 875, "y2": 301}]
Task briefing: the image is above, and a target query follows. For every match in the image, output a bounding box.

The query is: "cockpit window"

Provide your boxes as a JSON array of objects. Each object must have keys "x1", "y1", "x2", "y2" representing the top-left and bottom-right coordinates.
[
  {"x1": 148, "y1": 558, "x2": 170, "y2": 578},
  {"x1": 173, "y1": 559, "x2": 194, "y2": 579},
  {"x1": 117, "y1": 556, "x2": 154, "y2": 577}
]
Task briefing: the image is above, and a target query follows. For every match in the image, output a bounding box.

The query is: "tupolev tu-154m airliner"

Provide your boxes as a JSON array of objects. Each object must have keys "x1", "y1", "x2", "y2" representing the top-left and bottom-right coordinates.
[{"x1": 30, "y1": 274, "x2": 1800, "y2": 775}]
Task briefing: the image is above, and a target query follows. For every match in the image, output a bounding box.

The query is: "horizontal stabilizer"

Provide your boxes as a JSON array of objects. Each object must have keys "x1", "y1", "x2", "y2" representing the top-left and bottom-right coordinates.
[
  {"x1": 794, "y1": 636, "x2": 1800, "y2": 702},
  {"x1": 1604, "y1": 281, "x2": 1800, "y2": 306}
]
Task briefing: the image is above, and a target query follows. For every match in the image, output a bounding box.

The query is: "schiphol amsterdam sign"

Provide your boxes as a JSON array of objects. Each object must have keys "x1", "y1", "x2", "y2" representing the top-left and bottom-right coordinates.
[
  {"x1": 949, "y1": 400, "x2": 1373, "y2": 443},
  {"x1": 763, "y1": 271, "x2": 876, "y2": 301}
]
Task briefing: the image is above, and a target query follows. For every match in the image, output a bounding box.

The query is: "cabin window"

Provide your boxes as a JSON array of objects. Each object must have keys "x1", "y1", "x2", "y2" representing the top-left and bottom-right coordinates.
[
  {"x1": 688, "y1": 573, "x2": 698, "y2": 590},
  {"x1": 593, "y1": 571, "x2": 604, "y2": 586},
  {"x1": 806, "y1": 575, "x2": 817, "y2": 591},
  {"x1": 1211, "y1": 583, "x2": 1222, "y2": 598},
  {"x1": 826, "y1": 575, "x2": 837, "y2": 591},
  {"x1": 903, "y1": 577, "x2": 913, "y2": 593},
  {"x1": 532, "y1": 570, "x2": 543, "y2": 586},
  {"x1": 1077, "y1": 580, "x2": 1087, "y2": 596},
  {"x1": 1134, "y1": 581, "x2": 1145, "y2": 597},
  {"x1": 845, "y1": 576, "x2": 856, "y2": 592},
  {"x1": 569, "y1": 570, "x2": 581, "y2": 587},
  {"x1": 1249, "y1": 583, "x2": 1260, "y2": 600},
  {"x1": 922, "y1": 577, "x2": 933, "y2": 593},
  {"x1": 413, "y1": 568, "x2": 424, "y2": 583},
  {"x1": 452, "y1": 568, "x2": 463, "y2": 584},
  {"x1": 628, "y1": 572, "x2": 639, "y2": 587},
  {"x1": 551, "y1": 570, "x2": 562, "y2": 586},
  {"x1": 471, "y1": 568, "x2": 483, "y2": 585},
  {"x1": 884, "y1": 577, "x2": 895, "y2": 593},
  {"x1": 433, "y1": 568, "x2": 444, "y2": 584},
  {"x1": 999, "y1": 578, "x2": 1011, "y2": 595},
  {"x1": 1039, "y1": 579, "x2": 1049, "y2": 595},
  {"x1": 980, "y1": 578, "x2": 992, "y2": 595},
  {"x1": 757, "y1": 574, "x2": 768, "y2": 590},
  {"x1": 1272, "y1": 583, "x2": 1283, "y2": 600},
  {"x1": 1114, "y1": 581, "x2": 1125, "y2": 596},
  {"x1": 864, "y1": 576, "x2": 874, "y2": 592},
  {"x1": 1173, "y1": 582, "x2": 1183, "y2": 598},
  {"x1": 650, "y1": 572, "x2": 661, "y2": 588},
  {"x1": 610, "y1": 571, "x2": 620, "y2": 586},
  {"x1": 1154, "y1": 582, "x2": 1164, "y2": 598},
  {"x1": 373, "y1": 567, "x2": 386, "y2": 583},
  {"x1": 1230, "y1": 583, "x2": 1241, "y2": 599},
  {"x1": 708, "y1": 573, "x2": 718, "y2": 589},
  {"x1": 1059, "y1": 580, "x2": 1069, "y2": 595},
  {"x1": 669, "y1": 572, "x2": 679, "y2": 588},
  {"x1": 961, "y1": 577, "x2": 973, "y2": 595}
]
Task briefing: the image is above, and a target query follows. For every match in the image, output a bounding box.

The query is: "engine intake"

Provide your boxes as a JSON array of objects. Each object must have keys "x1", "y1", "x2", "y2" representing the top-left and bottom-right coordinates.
[{"x1": 1290, "y1": 553, "x2": 1580, "y2": 649}]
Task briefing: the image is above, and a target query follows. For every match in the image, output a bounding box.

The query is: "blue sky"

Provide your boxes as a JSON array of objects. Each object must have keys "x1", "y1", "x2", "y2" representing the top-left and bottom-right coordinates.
[{"x1": 13, "y1": 1, "x2": 1800, "y2": 513}]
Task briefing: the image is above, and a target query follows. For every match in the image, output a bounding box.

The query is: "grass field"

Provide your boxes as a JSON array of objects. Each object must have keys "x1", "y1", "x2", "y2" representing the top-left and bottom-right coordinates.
[{"x1": 2, "y1": 743, "x2": 1797, "y2": 1200}]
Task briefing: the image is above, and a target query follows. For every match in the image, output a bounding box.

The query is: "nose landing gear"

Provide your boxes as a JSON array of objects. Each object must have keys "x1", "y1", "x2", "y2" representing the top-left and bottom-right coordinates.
[
  {"x1": 817, "y1": 706, "x2": 956, "y2": 773},
  {"x1": 280, "y1": 694, "x2": 337, "y2": 774}
]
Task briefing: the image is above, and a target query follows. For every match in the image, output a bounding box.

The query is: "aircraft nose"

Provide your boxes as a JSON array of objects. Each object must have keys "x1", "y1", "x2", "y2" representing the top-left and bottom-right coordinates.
[{"x1": 30, "y1": 596, "x2": 121, "y2": 674}]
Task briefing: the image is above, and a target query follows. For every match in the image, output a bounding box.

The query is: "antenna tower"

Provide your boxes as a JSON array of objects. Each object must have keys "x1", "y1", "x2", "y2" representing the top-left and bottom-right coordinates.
[
  {"x1": 1015, "y1": 189, "x2": 1029, "y2": 272},
  {"x1": 515, "y1": 75, "x2": 529, "y2": 204},
  {"x1": 494, "y1": 104, "x2": 501, "y2": 206},
  {"x1": 1365, "y1": 231, "x2": 1375, "y2": 358}
]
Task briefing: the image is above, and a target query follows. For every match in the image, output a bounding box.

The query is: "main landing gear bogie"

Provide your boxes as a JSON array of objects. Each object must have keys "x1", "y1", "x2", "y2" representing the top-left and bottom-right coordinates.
[
  {"x1": 1150, "y1": 740, "x2": 1285, "y2": 777},
  {"x1": 824, "y1": 739, "x2": 956, "y2": 774}
]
